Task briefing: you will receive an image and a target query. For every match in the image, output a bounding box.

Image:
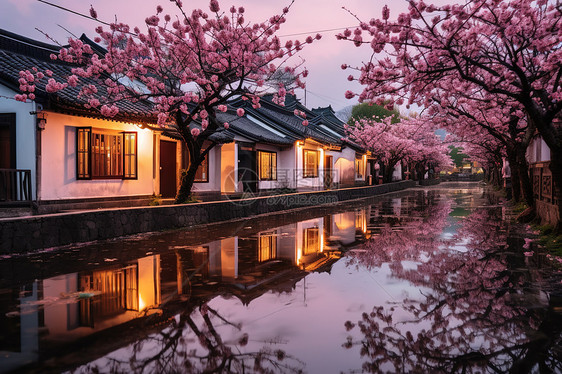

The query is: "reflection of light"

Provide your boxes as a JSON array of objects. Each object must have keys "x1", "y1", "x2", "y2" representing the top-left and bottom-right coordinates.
[
  {"x1": 297, "y1": 248, "x2": 302, "y2": 266},
  {"x1": 139, "y1": 295, "x2": 146, "y2": 311},
  {"x1": 320, "y1": 231, "x2": 324, "y2": 253}
]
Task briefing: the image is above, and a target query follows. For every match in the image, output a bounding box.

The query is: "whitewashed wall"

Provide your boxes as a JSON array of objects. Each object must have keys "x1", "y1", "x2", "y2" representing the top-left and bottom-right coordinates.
[
  {"x1": 296, "y1": 143, "x2": 324, "y2": 190},
  {"x1": 332, "y1": 147, "x2": 356, "y2": 187},
  {"x1": 0, "y1": 85, "x2": 37, "y2": 199},
  {"x1": 526, "y1": 136, "x2": 551, "y2": 163},
  {"x1": 40, "y1": 112, "x2": 155, "y2": 200},
  {"x1": 192, "y1": 145, "x2": 222, "y2": 192}
]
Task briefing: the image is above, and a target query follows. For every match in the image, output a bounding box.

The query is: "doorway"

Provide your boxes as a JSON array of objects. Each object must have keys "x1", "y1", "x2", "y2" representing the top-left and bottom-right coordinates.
[
  {"x1": 237, "y1": 143, "x2": 257, "y2": 193},
  {"x1": 324, "y1": 155, "x2": 333, "y2": 189},
  {"x1": 159, "y1": 140, "x2": 177, "y2": 198},
  {"x1": 0, "y1": 114, "x2": 16, "y2": 169}
]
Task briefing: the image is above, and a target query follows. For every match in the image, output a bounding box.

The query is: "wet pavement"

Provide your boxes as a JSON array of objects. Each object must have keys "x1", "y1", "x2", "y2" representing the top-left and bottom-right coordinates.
[{"x1": 1, "y1": 182, "x2": 561, "y2": 373}]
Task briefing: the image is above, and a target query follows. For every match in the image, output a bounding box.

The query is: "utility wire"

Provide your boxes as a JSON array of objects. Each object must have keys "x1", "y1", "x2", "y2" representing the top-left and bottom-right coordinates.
[
  {"x1": 279, "y1": 26, "x2": 357, "y2": 38},
  {"x1": 37, "y1": 0, "x2": 358, "y2": 40}
]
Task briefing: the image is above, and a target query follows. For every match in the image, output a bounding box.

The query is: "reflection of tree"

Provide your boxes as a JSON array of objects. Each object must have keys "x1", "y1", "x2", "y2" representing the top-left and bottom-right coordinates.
[
  {"x1": 76, "y1": 302, "x2": 304, "y2": 373},
  {"x1": 346, "y1": 197, "x2": 451, "y2": 270},
  {"x1": 344, "y1": 205, "x2": 562, "y2": 373}
]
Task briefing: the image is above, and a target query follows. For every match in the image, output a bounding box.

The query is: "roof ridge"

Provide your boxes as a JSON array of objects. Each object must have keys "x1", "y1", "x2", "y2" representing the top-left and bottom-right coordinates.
[{"x1": 0, "y1": 29, "x2": 61, "y2": 60}]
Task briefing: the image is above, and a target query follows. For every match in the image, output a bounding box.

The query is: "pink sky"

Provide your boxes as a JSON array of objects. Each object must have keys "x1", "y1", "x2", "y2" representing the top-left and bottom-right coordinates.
[{"x1": 1, "y1": 0, "x2": 415, "y2": 111}]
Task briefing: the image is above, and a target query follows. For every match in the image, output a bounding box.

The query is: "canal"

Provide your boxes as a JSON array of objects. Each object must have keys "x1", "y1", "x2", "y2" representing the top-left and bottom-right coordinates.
[{"x1": 1, "y1": 182, "x2": 561, "y2": 373}]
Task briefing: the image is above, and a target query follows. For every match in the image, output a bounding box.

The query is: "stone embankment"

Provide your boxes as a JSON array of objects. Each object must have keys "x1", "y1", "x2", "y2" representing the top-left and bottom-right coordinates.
[{"x1": 0, "y1": 181, "x2": 415, "y2": 254}]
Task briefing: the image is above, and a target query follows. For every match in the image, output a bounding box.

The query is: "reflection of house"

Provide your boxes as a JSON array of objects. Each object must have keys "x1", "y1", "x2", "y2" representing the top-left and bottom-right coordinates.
[
  {"x1": 323, "y1": 208, "x2": 370, "y2": 250},
  {"x1": 0, "y1": 255, "x2": 160, "y2": 372}
]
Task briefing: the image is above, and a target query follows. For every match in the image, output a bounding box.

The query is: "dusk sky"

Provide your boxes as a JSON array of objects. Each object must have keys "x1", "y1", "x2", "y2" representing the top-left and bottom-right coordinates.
[{"x1": 0, "y1": 0, "x2": 418, "y2": 111}]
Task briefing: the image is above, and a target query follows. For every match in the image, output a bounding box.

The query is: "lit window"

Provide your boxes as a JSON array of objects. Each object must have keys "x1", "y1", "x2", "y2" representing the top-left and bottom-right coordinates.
[
  {"x1": 303, "y1": 227, "x2": 319, "y2": 255},
  {"x1": 303, "y1": 150, "x2": 319, "y2": 178},
  {"x1": 355, "y1": 157, "x2": 364, "y2": 179},
  {"x1": 76, "y1": 127, "x2": 137, "y2": 180},
  {"x1": 194, "y1": 153, "x2": 209, "y2": 182},
  {"x1": 259, "y1": 231, "x2": 277, "y2": 262},
  {"x1": 258, "y1": 151, "x2": 277, "y2": 180}
]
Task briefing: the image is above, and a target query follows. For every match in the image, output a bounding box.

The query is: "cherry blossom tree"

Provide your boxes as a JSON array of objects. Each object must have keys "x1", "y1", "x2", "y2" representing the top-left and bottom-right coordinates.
[
  {"x1": 432, "y1": 94, "x2": 535, "y2": 206},
  {"x1": 447, "y1": 132, "x2": 505, "y2": 186},
  {"x1": 346, "y1": 116, "x2": 451, "y2": 183},
  {"x1": 340, "y1": 0, "x2": 562, "y2": 224},
  {"x1": 16, "y1": 0, "x2": 317, "y2": 203}
]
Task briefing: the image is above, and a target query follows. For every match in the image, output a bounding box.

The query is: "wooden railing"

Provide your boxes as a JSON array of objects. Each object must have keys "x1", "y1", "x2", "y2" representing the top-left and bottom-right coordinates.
[
  {"x1": 531, "y1": 162, "x2": 559, "y2": 206},
  {"x1": 0, "y1": 169, "x2": 32, "y2": 206}
]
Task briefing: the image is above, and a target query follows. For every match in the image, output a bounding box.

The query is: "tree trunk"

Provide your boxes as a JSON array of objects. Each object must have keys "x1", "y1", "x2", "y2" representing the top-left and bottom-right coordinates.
[
  {"x1": 176, "y1": 162, "x2": 199, "y2": 204},
  {"x1": 549, "y1": 149, "x2": 562, "y2": 231},
  {"x1": 383, "y1": 163, "x2": 394, "y2": 183},
  {"x1": 515, "y1": 148, "x2": 535, "y2": 209},
  {"x1": 507, "y1": 153, "x2": 521, "y2": 203}
]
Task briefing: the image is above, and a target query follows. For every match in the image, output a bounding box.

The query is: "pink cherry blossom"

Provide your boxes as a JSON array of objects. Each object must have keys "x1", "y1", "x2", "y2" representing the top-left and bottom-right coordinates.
[
  {"x1": 340, "y1": 0, "x2": 562, "y2": 212},
  {"x1": 16, "y1": 0, "x2": 313, "y2": 203}
]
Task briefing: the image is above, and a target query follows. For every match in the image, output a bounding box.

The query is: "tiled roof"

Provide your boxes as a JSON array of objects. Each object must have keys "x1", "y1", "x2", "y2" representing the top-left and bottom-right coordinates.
[
  {"x1": 0, "y1": 29, "x2": 156, "y2": 124},
  {"x1": 217, "y1": 111, "x2": 295, "y2": 146},
  {"x1": 247, "y1": 99, "x2": 342, "y2": 145}
]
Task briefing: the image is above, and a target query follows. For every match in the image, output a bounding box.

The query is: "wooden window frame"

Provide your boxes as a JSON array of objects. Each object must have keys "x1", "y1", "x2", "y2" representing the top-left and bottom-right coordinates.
[
  {"x1": 355, "y1": 157, "x2": 364, "y2": 179},
  {"x1": 76, "y1": 127, "x2": 138, "y2": 180},
  {"x1": 303, "y1": 226, "x2": 319, "y2": 255},
  {"x1": 258, "y1": 231, "x2": 277, "y2": 262},
  {"x1": 303, "y1": 149, "x2": 319, "y2": 178},
  {"x1": 123, "y1": 132, "x2": 138, "y2": 180},
  {"x1": 258, "y1": 150, "x2": 277, "y2": 181},
  {"x1": 194, "y1": 152, "x2": 209, "y2": 183}
]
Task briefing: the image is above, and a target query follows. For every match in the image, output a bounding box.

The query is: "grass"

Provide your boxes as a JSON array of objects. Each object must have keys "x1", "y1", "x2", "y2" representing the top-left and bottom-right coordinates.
[
  {"x1": 512, "y1": 201, "x2": 528, "y2": 214},
  {"x1": 531, "y1": 223, "x2": 562, "y2": 257},
  {"x1": 149, "y1": 194, "x2": 162, "y2": 206}
]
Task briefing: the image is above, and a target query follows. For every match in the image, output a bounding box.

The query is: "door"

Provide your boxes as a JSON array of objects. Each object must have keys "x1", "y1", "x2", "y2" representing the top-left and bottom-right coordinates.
[
  {"x1": 324, "y1": 155, "x2": 333, "y2": 189},
  {"x1": 237, "y1": 143, "x2": 257, "y2": 193},
  {"x1": 0, "y1": 113, "x2": 16, "y2": 169},
  {"x1": 159, "y1": 140, "x2": 177, "y2": 198}
]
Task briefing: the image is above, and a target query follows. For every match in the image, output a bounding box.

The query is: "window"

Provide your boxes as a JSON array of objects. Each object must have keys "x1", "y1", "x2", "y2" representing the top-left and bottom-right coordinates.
[
  {"x1": 355, "y1": 157, "x2": 364, "y2": 179},
  {"x1": 76, "y1": 127, "x2": 137, "y2": 180},
  {"x1": 303, "y1": 227, "x2": 319, "y2": 255},
  {"x1": 0, "y1": 113, "x2": 16, "y2": 169},
  {"x1": 259, "y1": 231, "x2": 277, "y2": 262},
  {"x1": 182, "y1": 146, "x2": 209, "y2": 183},
  {"x1": 258, "y1": 151, "x2": 277, "y2": 180},
  {"x1": 303, "y1": 150, "x2": 319, "y2": 178},
  {"x1": 194, "y1": 153, "x2": 209, "y2": 182}
]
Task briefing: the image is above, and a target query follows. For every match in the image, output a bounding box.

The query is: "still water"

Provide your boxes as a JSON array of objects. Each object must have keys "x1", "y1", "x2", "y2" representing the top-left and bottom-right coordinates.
[{"x1": 1, "y1": 183, "x2": 561, "y2": 373}]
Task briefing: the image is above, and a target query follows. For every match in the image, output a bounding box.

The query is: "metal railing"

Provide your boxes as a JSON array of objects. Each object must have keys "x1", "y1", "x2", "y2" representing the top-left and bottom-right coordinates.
[{"x1": 0, "y1": 169, "x2": 32, "y2": 206}]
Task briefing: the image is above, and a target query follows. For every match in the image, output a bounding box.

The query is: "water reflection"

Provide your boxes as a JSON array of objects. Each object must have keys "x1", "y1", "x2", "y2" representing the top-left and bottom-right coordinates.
[
  {"x1": 1, "y1": 187, "x2": 560, "y2": 373},
  {"x1": 344, "y1": 200, "x2": 562, "y2": 373},
  {"x1": 0, "y1": 255, "x2": 161, "y2": 373},
  {"x1": 1, "y1": 203, "x2": 372, "y2": 373}
]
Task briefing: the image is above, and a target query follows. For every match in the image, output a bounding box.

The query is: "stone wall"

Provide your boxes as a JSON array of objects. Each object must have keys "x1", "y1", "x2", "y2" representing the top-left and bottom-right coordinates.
[
  {"x1": 419, "y1": 178, "x2": 441, "y2": 186},
  {"x1": 536, "y1": 200, "x2": 560, "y2": 227},
  {"x1": 0, "y1": 181, "x2": 415, "y2": 254}
]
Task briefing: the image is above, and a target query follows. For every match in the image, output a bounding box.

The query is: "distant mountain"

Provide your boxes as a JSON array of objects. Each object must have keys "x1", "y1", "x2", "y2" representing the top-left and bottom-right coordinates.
[{"x1": 335, "y1": 105, "x2": 353, "y2": 123}]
